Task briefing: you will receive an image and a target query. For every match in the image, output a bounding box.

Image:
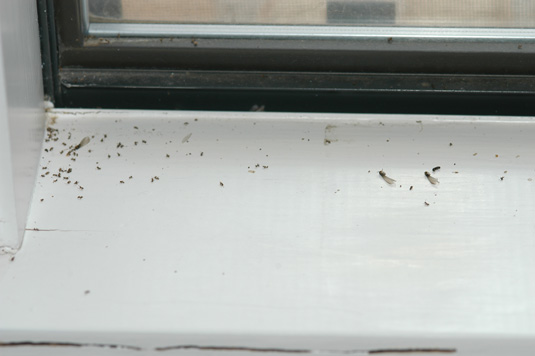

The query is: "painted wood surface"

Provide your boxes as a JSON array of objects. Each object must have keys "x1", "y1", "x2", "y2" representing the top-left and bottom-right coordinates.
[{"x1": 1, "y1": 110, "x2": 534, "y2": 355}]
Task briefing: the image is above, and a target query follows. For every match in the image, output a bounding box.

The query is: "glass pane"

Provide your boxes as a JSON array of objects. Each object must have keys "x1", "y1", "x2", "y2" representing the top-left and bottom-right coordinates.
[{"x1": 88, "y1": 0, "x2": 535, "y2": 28}]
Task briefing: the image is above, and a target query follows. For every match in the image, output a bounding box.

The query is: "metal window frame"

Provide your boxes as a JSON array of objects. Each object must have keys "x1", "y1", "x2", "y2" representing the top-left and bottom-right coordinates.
[{"x1": 39, "y1": 0, "x2": 535, "y2": 115}]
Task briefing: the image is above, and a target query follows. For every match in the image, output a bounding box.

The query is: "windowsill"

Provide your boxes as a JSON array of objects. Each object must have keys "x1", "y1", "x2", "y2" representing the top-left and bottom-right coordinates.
[{"x1": 1, "y1": 109, "x2": 534, "y2": 354}]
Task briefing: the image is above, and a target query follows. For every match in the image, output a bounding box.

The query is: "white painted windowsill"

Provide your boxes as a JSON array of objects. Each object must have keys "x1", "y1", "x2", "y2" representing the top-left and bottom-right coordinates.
[{"x1": 0, "y1": 109, "x2": 534, "y2": 355}]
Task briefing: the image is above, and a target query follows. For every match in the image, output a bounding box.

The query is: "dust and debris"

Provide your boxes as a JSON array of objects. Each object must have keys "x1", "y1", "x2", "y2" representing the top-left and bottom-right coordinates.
[
  {"x1": 250, "y1": 104, "x2": 265, "y2": 112},
  {"x1": 66, "y1": 136, "x2": 90, "y2": 156},
  {"x1": 248, "y1": 170, "x2": 255, "y2": 173},
  {"x1": 84, "y1": 290, "x2": 90, "y2": 295}
]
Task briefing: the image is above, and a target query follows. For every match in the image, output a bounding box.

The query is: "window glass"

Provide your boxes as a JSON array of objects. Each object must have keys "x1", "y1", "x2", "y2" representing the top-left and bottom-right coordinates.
[{"x1": 88, "y1": 0, "x2": 535, "y2": 28}]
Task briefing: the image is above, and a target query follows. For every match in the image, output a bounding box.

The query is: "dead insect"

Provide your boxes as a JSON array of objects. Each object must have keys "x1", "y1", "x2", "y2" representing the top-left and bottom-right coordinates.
[
  {"x1": 40, "y1": 198, "x2": 44, "y2": 202},
  {"x1": 432, "y1": 166, "x2": 441, "y2": 172},
  {"x1": 67, "y1": 136, "x2": 90, "y2": 156},
  {"x1": 410, "y1": 186, "x2": 413, "y2": 190},
  {"x1": 129, "y1": 176, "x2": 133, "y2": 179},
  {"x1": 154, "y1": 176, "x2": 159, "y2": 180},
  {"x1": 379, "y1": 170, "x2": 396, "y2": 184},
  {"x1": 151, "y1": 178, "x2": 154, "y2": 183},
  {"x1": 166, "y1": 154, "x2": 170, "y2": 158},
  {"x1": 120, "y1": 181, "x2": 124, "y2": 184},
  {"x1": 263, "y1": 166, "x2": 269, "y2": 169},
  {"x1": 220, "y1": 181, "x2": 224, "y2": 187},
  {"x1": 500, "y1": 177, "x2": 505, "y2": 181},
  {"x1": 424, "y1": 201, "x2": 430, "y2": 206},
  {"x1": 142, "y1": 140, "x2": 147, "y2": 144},
  {"x1": 77, "y1": 196, "x2": 83, "y2": 199},
  {"x1": 10, "y1": 256, "x2": 15, "y2": 262},
  {"x1": 97, "y1": 166, "x2": 101, "y2": 170},
  {"x1": 134, "y1": 126, "x2": 138, "y2": 129},
  {"x1": 79, "y1": 186, "x2": 84, "y2": 190},
  {"x1": 200, "y1": 152, "x2": 204, "y2": 156},
  {"x1": 117, "y1": 152, "x2": 121, "y2": 157},
  {"x1": 425, "y1": 171, "x2": 439, "y2": 185}
]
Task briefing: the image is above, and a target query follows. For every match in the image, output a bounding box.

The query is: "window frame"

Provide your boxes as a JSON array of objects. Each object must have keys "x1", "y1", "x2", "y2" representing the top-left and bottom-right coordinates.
[{"x1": 40, "y1": 0, "x2": 535, "y2": 115}]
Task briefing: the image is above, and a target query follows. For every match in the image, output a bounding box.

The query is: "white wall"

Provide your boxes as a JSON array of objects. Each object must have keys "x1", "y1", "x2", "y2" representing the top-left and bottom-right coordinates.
[{"x1": 0, "y1": 0, "x2": 45, "y2": 252}]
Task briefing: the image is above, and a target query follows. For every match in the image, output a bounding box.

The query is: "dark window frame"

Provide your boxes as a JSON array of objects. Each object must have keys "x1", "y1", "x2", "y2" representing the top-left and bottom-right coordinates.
[{"x1": 39, "y1": 0, "x2": 535, "y2": 115}]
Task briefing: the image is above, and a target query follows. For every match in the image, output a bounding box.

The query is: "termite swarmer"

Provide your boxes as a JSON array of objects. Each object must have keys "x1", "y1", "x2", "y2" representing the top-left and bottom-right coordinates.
[
  {"x1": 425, "y1": 171, "x2": 439, "y2": 185},
  {"x1": 379, "y1": 170, "x2": 396, "y2": 185},
  {"x1": 67, "y1": 136, "x2": 90, "y2": 156}
]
